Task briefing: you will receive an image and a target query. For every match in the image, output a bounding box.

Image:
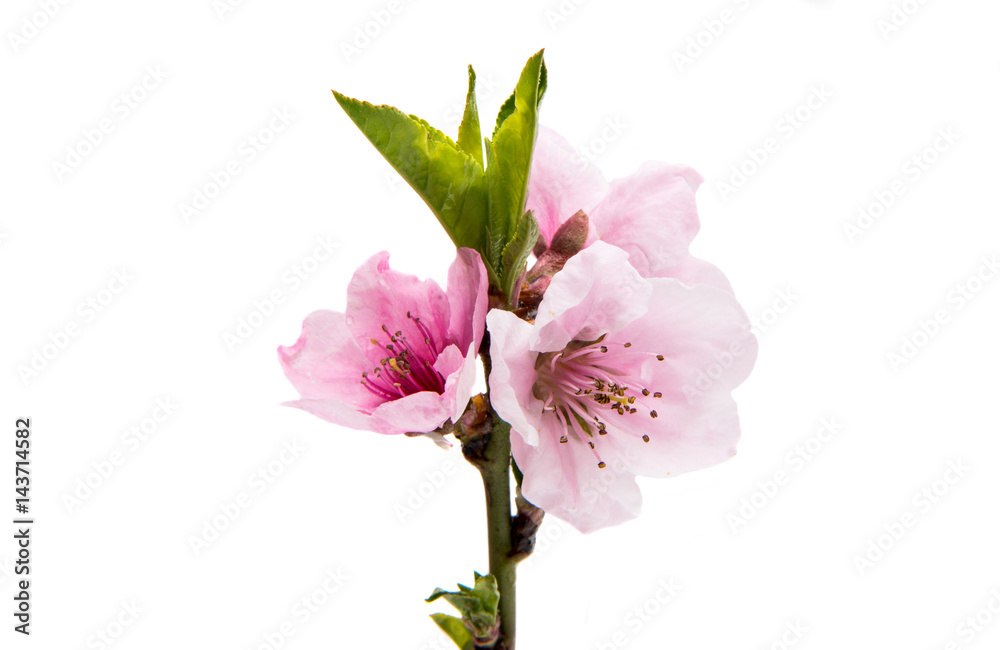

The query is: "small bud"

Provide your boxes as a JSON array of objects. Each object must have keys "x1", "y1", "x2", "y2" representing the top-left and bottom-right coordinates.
[
  {"x1": 522, "y1": 211, "x2": 591, "y2": 311},
  {"x1": 548, "y1": 210, "x2": 589, "y2": 256}
]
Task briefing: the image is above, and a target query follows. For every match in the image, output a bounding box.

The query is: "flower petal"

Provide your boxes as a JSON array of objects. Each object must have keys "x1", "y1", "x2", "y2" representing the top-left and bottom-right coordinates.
[
  {"x1": 278, "y1": 309, "x2": 382, "y2": 410},
  {"x1": 371, "y1": 390, "x2": 454, "y2": 434},
  {"x1": 282, "y1": 398, "x2": 393, "y2": 433},
  {"x1": 604, "y1": 278, "x2": 756, "y2": 477},
  {"x1": 346, "y1": 251, "x2": 451, "y2": 368},
  {"x1": 487, "y1": 310, "x2": 544, "y2": 446},
  {"x1": 434, "y1": 343, "x2": 477, "y2": 423},
  {"x1": 446, "y1": 248, "x2": 489, "y2": 353},
  {"x1": 603, "y1": 393, "x2": 743, "y2": 479},
  {"x1": 653, "y1": 255, "x2": 734, "y2": 293},
  {"x1": 526, "y1": 126, "x2": 609, "y2": 246},
  {"x1": 532, "y1": 242, "x2": 652, "y2": 352},
  {"x1": 511, "y1": 424, "x2": 643, "y2": 533},
  {"x1": 591, "y1": 161, "x2": 703, "y2": 276},
  {"x1": 620, "y1": 278, "x2": 757, "y2": 395}
]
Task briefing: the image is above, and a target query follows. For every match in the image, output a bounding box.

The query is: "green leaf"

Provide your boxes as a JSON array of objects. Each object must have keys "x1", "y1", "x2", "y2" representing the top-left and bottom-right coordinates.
[
  {"x1": 429, "y1": 614, "x2": 474, "y2": 650},
  {"x1": 427, "y1": 573, "x2": 500, "y2": 646},
  {"x1": 483, "y1": 139, "x2": 509, "y2": 272},
  {"x1": 332, "y1": 90, "x2": 489, "y2": 254},
  {"x1": 492, "y1": 58, "x2": 545, "y2": 138},
  {"x1": 492, "y1": 92, "x2": 516, "y2": 139},
  {"x1": 538, "y1": 59, "x2": 548, "y2": 105},
  {"x1": 499, "y1": 210, "x2": 539, "y2": 304},
  {"x1": 484, "y1": 49, "x2": 546, "y2": 302},
  {"x1": 456, "y1": 65, "x2": 483, "y2": 168}
]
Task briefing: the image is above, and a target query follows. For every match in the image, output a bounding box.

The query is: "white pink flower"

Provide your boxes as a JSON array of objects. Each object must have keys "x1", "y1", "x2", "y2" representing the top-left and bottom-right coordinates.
[
  {"x1": 527, "y1": 126, "x2": 733, "y2": 292},
  {"x1": 488, "y1": 243, "x2": 756, "y2": 532},
  {"x1": 279, "y1": 249, "x2": 488, "y2": 435}
]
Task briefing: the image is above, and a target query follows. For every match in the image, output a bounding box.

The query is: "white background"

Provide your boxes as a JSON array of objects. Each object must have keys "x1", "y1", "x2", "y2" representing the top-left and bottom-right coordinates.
[{"x1": 2, "y1": 1, "x2": 999, "y2": 648}]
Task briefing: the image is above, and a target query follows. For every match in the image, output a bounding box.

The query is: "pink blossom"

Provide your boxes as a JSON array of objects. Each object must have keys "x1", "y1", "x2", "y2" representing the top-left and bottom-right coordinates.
[
  {"x1": 279, "y1": 248, "x2": 488, "y2": 436},
  {"x1": 527, "y1": 126, "x2": 733, "y2": 292},
  {"x1": 488, "y1": 243, "x2": 756, "y2": 532}
]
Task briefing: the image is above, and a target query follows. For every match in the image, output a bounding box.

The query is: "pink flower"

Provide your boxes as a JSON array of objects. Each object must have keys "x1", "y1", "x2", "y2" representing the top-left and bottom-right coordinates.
[
  {"x1": 488, "y1": 243, "x2": 756, "y2": 533},
  {"x1": 527, "y1": 126, "x2": 733, "y2": 292},
  {"x1": 279, "y1": 248, "x2": 488, "y2": 436}
]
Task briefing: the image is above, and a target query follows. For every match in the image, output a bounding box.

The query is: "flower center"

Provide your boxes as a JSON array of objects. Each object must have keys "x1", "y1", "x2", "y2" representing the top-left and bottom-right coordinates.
[
  {"x1": 360, "y1": 312, "x2": 445, "y2": 399},
  {"x1": 532, "y1": 336, "x2": 664, "y2": 468}
]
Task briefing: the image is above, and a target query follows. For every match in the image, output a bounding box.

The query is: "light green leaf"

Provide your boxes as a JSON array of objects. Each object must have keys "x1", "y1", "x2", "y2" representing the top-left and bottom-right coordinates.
[
  {"x1": 492, "y1": 58, "x2": 545, "y2": 137},
  {"x1": 332, "y1": 91, "x2": 489, "y2": 254},
  {"x1": 427, "y1": 573, "x2": 500, "y2": 646},
  {"x1": 456, "y1": 65, "x2": 483, "y2": 168},
  {"x1": 484, "y1": 49, "x2": 546, "y2": 301},
  {"x1": 500, "y1": 210, "x2": 539, "y2": 305},
  {"x1": 429, "y1": 614, "x2": 474, "y2": 650},
  {"x1": 483, "y1": 138, "x2": 509, "y2": 272}
]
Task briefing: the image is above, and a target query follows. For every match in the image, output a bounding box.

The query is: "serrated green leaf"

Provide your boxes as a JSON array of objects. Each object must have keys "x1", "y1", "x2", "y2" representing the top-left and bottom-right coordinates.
[
  {"x1": 332, "y1": 90, "x2": 489, "y2": 254},
  {"x1": 430, "y1": 614, "x2": 475, "y2": 650},
  {"x1": 538, "y1": 59, "x2": 548, "y2": 105},
  {"x1": 493, "y1": 58, "x2": 545, "y2": 138},
  {"x1": 492, "y1": 92, "x2": 516, "y2": 139},
  {"x1": 500, "y1": 210, "x2": 539, "y2": 304},
  {"x1": 483, "y1": 139, "x2": 509, "y2": 272},
  {"x1": 483, "y1": 50, "x2": 546, "y2": 302},
  {"x1": 456, "y1": 66, "x2": 483, "y2": 167},
  {"x1": 489, "y1": 49, "x2": 545, "y2": 238}
]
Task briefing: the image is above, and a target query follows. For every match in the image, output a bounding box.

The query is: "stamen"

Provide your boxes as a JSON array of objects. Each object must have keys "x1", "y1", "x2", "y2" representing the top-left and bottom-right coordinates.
[
  {"x1": 359, "y1": 316, "x2": 447, "y2": 397},
  {"x1": 532, "y1": 335, "x2": 667, "y2": 451}
]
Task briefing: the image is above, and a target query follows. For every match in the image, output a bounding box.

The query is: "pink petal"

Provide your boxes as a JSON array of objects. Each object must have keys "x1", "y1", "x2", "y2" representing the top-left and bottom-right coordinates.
[
  {"x1": 371, "y1": 391, "x2": 454, "y2": 434},
  {"x1": 346, "y1": 251, "x2": 452, "y2": 368},
  {"x1": 620, "y1": 278, "x2": 757, "y2": 395},
  {"x1": 434, "y1": 343, "x2": 476, "y2": 423},
  {"x1": 653, "y1": 255, "x2": 734, "y2": 293},
  {"x1": 487, "y1": 310, "x2": 545, "y2": 446},
  {"x1": 446, "y1": 248, "x2": 489, "y2": 353},
  {"x1": 591, "y1": 161, "x2": 703, "y2": 276},
  {"x1": 511, "y1": 423, "x2": 643, "y2": 533},
  {"x1": 532, "y1": 242, "x2": 652, "y2": 352},
  {"x1": 278, "y1": 309, "x2": 382, "y2": 410},
  {"x1": 281, "y1": 398, "x2": 394, "y2": 434},
  {"x1": 603, "y1": 393, "x2": 743, "y2": 479},
  {"x1": 526, "y1": 126, "x2": 609, "y2": 246},
  {"x1": 605, "y1": 279, "x2": 756, "y2": 477}
]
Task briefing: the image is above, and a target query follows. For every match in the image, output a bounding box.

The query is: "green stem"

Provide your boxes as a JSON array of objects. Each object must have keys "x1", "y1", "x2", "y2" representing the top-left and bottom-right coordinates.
[
  {"x1": 477, "y1": 337, "x2": 516, "y2": 649},
  {"x1": 480, "y1": 413, "x2": 515, "y2": 648}
]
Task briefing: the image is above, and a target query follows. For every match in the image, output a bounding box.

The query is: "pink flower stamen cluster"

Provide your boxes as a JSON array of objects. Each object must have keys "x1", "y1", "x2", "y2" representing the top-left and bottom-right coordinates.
[
  {"x1": 533, "y1": 337, "x2": 665, "y2": 468},
  {"x1": 361, "y1": 315, "x2": 445, "y2": 399}
]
